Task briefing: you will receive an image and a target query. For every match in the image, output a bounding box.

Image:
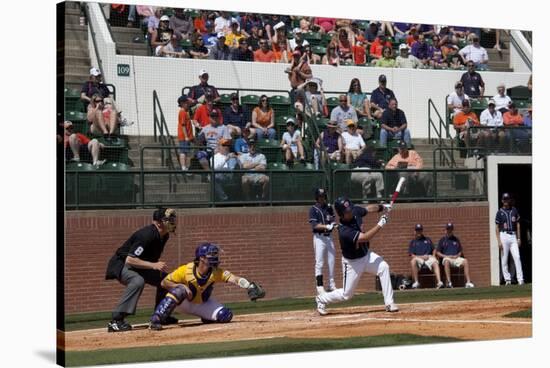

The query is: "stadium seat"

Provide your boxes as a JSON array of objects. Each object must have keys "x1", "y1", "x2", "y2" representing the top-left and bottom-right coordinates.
[
  {"x1": 217, "y1": 93, "x2": 234, "y2": 111},
  {"x1": 269, "y1": 95, "x2": 292, "y2": 117},
  {"x1": 65, "y1": 111, "x2": 89, "y2": 134},
  {"x1": 241, "y1": 94, "x2": 260, "y2": 106},
  {"x1": 326, "y1": 97, "x2": 340, "y2": 109},
  {"x1": 180, "y1": 38, "x2": 192, "y2": 51},
  {"x1": 302, "y1": 31, "x2": 322, "y2": 46},
  {"x1": 356, "y1": 20, "x2": 369, "y2": 31},
  {"x1": 320, "y1": 33, "x2": 333, "y2": 47},
  {"x1": 96, "y1": 162, "x2": 136, "y2": 205},
  {"x1": 267, "y1": 162, "x2": 289, "y2": 171},
  {"x1": 65, "y1": 162, "x2": 100, "y2": 206},
  {"x1": 64, "y1": 87, "x2": 85, "y2": 112},
  {"x1": 96, "y1": 137, "x2": 129, "y2": 164},
  {"x1": 311, "y1": 45, "x2": 326, "y2": 57},
  {"x1": 257, "y1": 138, "x2": 282, "y2": 163}
]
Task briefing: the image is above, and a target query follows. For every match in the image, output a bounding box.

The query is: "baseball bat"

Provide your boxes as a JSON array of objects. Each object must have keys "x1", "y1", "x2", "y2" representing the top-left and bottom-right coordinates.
[{"x1": 388, "y1": 177, "x2": 406, "y2": 211}]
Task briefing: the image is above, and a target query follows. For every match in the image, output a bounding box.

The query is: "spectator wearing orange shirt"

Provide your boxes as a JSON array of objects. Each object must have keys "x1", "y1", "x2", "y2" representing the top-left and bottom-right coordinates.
[
  {"x1": 452, "y1": 100, "x2": 480, "y2": 145},
  {"x1": 273, "y1": 38, "x2": 292, "y2": 63},
  {"x1": 254, "y1": 39, "x2": 276, "y2": 62},
  {"x1": 352, "y1": 39, "x2": 367, "y2": 65},
  {"x1": 177, "y1": 95, "x2": 198, "y2": 172},
  {"x1": 193, "y1": 96, "x2": 223, "y2": 128},
  {"x1": 503, "y1": 102, "x2": 529, "y2": 144},
  {"x1": 369, "y1": 35, "x2": 392, "y2": 61},
  {"x1": 386, "y1": 141, "x2": 432, "y2": 196}
]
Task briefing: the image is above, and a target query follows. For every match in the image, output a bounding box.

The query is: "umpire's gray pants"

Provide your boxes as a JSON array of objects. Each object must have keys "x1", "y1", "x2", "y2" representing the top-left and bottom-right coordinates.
[{"x1": 113, "y1": 266, "x2": 146, "y2": 316}]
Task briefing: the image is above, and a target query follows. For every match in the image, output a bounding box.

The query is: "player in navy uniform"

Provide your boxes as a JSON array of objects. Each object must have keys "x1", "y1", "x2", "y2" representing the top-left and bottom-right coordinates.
[
  {"x1": 495, "y1": 193, "x2": 524, "y2": 285},
  {"x1": 315, "y1": 197, "x2": 398, "y2": 315},
  {"x1": 309, "y1": 188, "x2": 337, "y2": 294},
  {"x1": 105, "y1": 208, "x2": 177, "y2": 332},
  {"x1": 408, "y1": 224, "x2": 444, "y2": 289},
  {"x1": 436, "y1": 222, "x2": 475, "y2": 288}
]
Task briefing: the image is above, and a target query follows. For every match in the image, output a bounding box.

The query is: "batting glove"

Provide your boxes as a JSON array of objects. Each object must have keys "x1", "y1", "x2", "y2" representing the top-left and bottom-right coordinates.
[
  {"x1": 326, "y1": 223, "x2": 335, "y2": 231},
  {"x1": 383, "y1": 204, "x2": 392, "y2": 211},
  {"x1": 377, "y1": 214, "x2": 389, "y2": 228}
]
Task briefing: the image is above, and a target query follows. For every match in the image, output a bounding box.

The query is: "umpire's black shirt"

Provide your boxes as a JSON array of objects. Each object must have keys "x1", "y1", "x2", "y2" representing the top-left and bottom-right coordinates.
[
  {"x1": 115, "y1": 224, "x2": 169, "y2": 262},
  {"x1": 338, "y1": 206, "x2": 370, "y2": 259}
]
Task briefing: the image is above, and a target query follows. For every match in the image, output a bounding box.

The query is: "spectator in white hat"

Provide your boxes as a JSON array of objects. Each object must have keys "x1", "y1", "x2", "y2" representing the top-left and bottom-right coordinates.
[
  {"x1": 169, "y1": 8, "x2": 194, "y2": 40},
  {"x1": 280, "y1": 118, "x2": 306, "y2": 166},
  {"x1": 187, "y1": 69, "x2": 220, "y2": 106},
  {"x1": 395, "y1": 44, "x2": 420, "y2": 68},
  {"x1": 150, "y1": 14, "x2": 174, "y2": 50},
  {"x1": 208, "y1": 32, "x2": 231, "y2": 60},
  {"x1": 479, "y1": 99, "x2": 505, "y2": 148},
  {"x1": 80, "y1": 67, "x2": 110, "y2": 108},
  {"x1": 289, "y1": 28, "x2": 309, "y2": 51}
]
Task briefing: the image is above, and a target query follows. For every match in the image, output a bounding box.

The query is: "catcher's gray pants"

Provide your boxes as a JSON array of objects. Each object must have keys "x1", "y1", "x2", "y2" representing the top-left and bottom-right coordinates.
[{"x1": 112, "y1": 266, "x2": 166, "y2": 317}]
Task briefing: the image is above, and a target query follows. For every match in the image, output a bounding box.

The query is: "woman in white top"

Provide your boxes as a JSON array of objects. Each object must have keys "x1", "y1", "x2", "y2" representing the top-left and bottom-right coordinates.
[
  {"x1": 281, "y1": 118, "x2": 305, "y2": 166},
  {"x1": 493, "y1": 84, "x2": 512, "y2": 113},
  {"x1": 341, "y1": 119, "x2": 366, "y2": 164}
]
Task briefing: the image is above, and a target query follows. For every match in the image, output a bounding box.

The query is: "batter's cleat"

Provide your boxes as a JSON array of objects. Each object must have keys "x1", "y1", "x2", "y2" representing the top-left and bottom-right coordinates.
[
  {"x1": 436, "y1": 281, "x2": 444, "y2": 289},
  {"x1": 411, "y1": 281, "x2": 420, "y2": 289},
  {"x1": 465, "y1": 282, "x2": 475, "y2": 288},
  {"x1": 149, "y1": 321, "x2": 163, "y2": 331},
  {"x1": 518, "y1": 281, "x2": 525, "y2": 286},
  {"x1": 162, "y1": 316, "x2": 180, "y2": 325},
  {"x1": 107, "y1": 320, "x2": 132, "y2": 332},
  {"x1": 505, "y1": 281, "x2": 511, "y2": 286},
  {"x1": 316, "y1": 286, "x2": 326, "y2": 294},
  {"x1": 446, "y1": 282, "x2": 453, "y2": 288},
  {"x1": 315, "y1": 295, "x2": 328, "y2": 316},
  {"x1": 385, "y1": 303, "x2": 399, "y2": 312},
  {"x1": 328, "y1": 280, "x2": 337, "y2": 292}
]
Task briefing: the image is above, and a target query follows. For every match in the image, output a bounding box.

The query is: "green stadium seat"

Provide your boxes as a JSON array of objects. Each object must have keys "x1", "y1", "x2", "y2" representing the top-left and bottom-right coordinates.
[
  {"x1": 292, "y1": 162, "x2": 315, "y2": 170},
  {"x1": 320, "y1": 33, "x2": 333, "y2": 47},
  {"x1": 356, "y1": 20, "x2": 369, "y2": 31},
  {"x1": 514, "y1": 100, "x2": 529, "y2": 109},
  {"x1": 269, "y1": 95, "x2": 292, "y2": 117},
  {"x1": 276, "y1": 115, "x2": 294, "y2": 125},
  {"x1": 184, "y1": 9, "x2": 200, "y2": 18},
  {"x1": 96, "y1": 137, "x2": 129, "y2": 164},
  {"x1": 95, "y1": 162, "x2": 136, "y2": 205},
  {"x1": 65, "y1": 111, "x2": 89, "y2": 134},
  {"x1": 328, "y1": 162, "x2": 351, "y2": 170},
  {"x1": 180, "y1": 38, "x2": 192, "y2": 51},
  {"x1": 241, "y1": 94, "x2": 260, "y2": 106},
  {"x1": 302, "y1": 31, "x2": 322, "y2": 46},
  {"x1": 311, "y1": 45, "x2": 326, "y2": 57},
  {"x1": 257, "y1": 138, "x2": 282, "y2": 163},
  {"x1": 470, "y1": 98, "x2": 488, "y2": 113},
  {"x1": 64, "y1": 87, "x2": 85, "y2": 112},
  {"x1": 267, "y1": 162, "x2": 289, "y2": 171},
  {"x1": 65, "y1": 162, "x2": 100, "y2": 206},
  {"x1": 326, "y1": 97, "x2": 340, "y2": 109}
]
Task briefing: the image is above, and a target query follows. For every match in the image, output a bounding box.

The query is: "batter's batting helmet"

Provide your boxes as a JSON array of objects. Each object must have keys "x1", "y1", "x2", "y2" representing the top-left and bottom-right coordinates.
[
  {"x1": 195, "y1": 243, "x2": 220, "y2": 267},
  {"x1": 334, "y1": 197, "x2": 354, "y2": 217},
  {"x1": 314, "y1": 188, "x2": 328, "y2": 200}
]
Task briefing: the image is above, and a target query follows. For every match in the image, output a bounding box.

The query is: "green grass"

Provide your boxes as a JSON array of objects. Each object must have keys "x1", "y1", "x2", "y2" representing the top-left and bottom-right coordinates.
[
  {"x1": 65, "y1": 334, "x2": 462, "y2": 367},
  {"x1": 64, "y1": 284, "x2": 531, "y2": 332},
  {"x1": 504, "y1": 308, "x2": 532, "y2": 318}
]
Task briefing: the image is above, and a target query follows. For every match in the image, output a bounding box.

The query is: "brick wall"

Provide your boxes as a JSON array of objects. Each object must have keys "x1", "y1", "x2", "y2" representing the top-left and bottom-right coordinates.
[{"x1": 64, "y1": 202, "x2": 490, "y2": 314}]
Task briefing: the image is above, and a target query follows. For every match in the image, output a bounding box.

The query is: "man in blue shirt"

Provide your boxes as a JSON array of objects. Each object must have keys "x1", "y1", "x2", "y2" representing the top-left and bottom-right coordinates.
[
  {"x1": 436, "y1": 222, "x2": 475, "y2": 288},
  {"x1": 223, "y1": 93, "x2": 250, "y2": 136},
  {"x1": 408, "y1": 224, "x2": 444, "y2": 289},
  {"x1": 495, "y1": 193, "x2": 524, "y2": 285},
  {"x1": 370, "y1": 74, "x2": 396, "y2": 119},
  {"x1": 379, "y1": 98, "x2": 412, "y2": 147}
]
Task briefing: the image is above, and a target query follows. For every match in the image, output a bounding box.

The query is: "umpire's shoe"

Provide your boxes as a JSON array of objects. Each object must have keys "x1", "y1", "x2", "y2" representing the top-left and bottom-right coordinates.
[{"x1": 107, "y1": 320, "x2": 132, "y2": 332}]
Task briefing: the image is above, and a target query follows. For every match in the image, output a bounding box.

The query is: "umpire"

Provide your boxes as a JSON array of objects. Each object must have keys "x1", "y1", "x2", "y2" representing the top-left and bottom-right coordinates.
[{"x1": 105, "y1": 208, "x2": 177, "y2": 332}]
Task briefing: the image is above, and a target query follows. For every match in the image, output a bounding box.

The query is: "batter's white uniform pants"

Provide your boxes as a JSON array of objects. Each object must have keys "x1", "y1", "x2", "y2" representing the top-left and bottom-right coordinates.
[
  {"x1": 313, "y1": 233, "x2": 336, "y2": 286},
  {"x1": 317, "y1": 250, "x2": 394, "y2": 306},
  {"x1": 500, "y1": 232, "x2": 524, "y2": 283},
  {"x1": 176, "y1": 298, "x2": 224, "y2": 321}
]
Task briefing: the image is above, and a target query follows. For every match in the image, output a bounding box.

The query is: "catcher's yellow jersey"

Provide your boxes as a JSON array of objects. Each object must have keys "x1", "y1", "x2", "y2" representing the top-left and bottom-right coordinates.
[{"x1": 164, "y1": 262, "x2": 233, "y2": 304}]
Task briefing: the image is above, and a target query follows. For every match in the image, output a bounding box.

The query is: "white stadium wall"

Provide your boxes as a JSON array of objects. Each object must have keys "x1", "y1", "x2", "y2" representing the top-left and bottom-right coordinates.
[{"x1": 88, "y1": 4, "x2": 530, "y2": 140}]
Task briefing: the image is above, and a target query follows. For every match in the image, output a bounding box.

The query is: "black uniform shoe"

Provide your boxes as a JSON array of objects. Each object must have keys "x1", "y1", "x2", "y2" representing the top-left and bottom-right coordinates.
[
  {"x1": 161, "y1": 316, "x2": 180, "y2": 325},
  {"x1": 107, "y1": 320, "x2": 132, "y2": 332},
  {"x1": 149, "y1": 321, "x2": 163, "y2": 331}
]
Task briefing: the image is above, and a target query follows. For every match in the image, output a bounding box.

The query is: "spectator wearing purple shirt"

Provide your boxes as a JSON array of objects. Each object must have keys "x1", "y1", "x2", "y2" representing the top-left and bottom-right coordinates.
[
  {"x1": 393, "y1": 22, "x2": 416, "y2": 42},
  {"x1": 411, "y1": 34, "x2": 433, "y2": 67}
]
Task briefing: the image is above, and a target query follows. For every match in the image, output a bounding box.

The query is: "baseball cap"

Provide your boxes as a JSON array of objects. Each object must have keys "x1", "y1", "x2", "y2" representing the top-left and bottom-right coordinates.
[
  {"x1": 89, "y1": 67, "x2": 101, "y2": 76},
  {"x1": 199, "y1": 69, "x2": 208, "y2": 77},
  {"x1": 379, "y1": 74, "x2": 387, "y2": 83},
  {"x1": 398, "y1": 140, "x2": 408, "y2": 149},
  {"x1": 209, "y1": 109, "x2": 219, "y2": 117},
  {"x1": 286, "y1": 117, "x2": 296, "y2": 125},
  {"x1": 160, "y1": 15, "x2": 170, "y2": 22},
  {"x1": 488, "y1": 99, "x2": 496, "y2": 106},
  {"x1": 345, "y1": 119, "x2": 356, "y2": 127},
  {"x1": 445, "y1": 222, "x2": 454, "y2": 230},
  {"x1": 399, "y1": 43, "x2": 409, "y2": 50},
  {"x1": 293, "y1": 27, "x2": 302, "y2": 35},
  {"x1": 177, "y1": 95, "x2": 189, "y2": 105},
  {"x1": 415, "y1": 224, "x2": 423, "y2": 231},
  {"x1": 248, "y1": 138, "x2": 257, "y2": 145},
  {"x1": 64, "y1": 121, "x2": 73, "y2": 129},
  {"x1": 231, "y1": 19, "x2": 239, "y2": 25},
  {"x1": 502, "y1": 193, "x2": 511, "y2": 200},
  {"x1": 217, "y1": 32, "x2": 226, "y2": 39}
]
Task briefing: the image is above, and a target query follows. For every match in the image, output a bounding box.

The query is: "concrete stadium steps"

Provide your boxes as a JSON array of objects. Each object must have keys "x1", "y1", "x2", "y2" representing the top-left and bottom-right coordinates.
[
  {"x1": 111, "y1": 26, "x2": 151, "y2": 56},
  {"x1": 63, "y1": 5, "x2": 91, "y2": 91},
  {"x1": 487, "y1": 48, "x2": 512, "y2": 72}
]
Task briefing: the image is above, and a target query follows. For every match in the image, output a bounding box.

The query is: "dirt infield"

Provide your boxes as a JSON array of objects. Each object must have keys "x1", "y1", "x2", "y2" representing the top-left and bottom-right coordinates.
[{"x1": 64, "y1": 297, "x2": 531, "y2": 352}]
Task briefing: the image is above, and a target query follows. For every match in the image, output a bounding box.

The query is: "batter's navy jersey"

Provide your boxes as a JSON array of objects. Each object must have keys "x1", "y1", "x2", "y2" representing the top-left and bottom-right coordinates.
[
  {"x1": 309, "y1": 203, "x2": 336, "y2": 234},
  {"x1": 495, "y1": 207, "x2": 520, "y2": 232},
  {"x1": 338, "y1": 206, "x2": 370, "y2": 259},
  {"x1": 115, "y1": 224, "x2": 169, "y2": 262},
  {"x1": 437, "y1": 235, "x2": 462, "y2": 256},
  {"x1": 409, "y1": 236, "x2": 434, "y2": 256}
]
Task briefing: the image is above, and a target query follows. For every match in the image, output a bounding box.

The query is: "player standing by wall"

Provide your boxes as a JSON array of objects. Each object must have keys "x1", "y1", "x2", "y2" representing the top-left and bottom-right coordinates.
[
  {"x1": 315, "y1": 197, "x2": 398, "y2": 315},
  {"x1": 496, "y1": 193, "x2": 524, "y2": 285},
  {"x1": 309, "y1": 188, "x2": 337, "y2": 294},
  {"x1": 104, "y1": 208, "x2": 177, "y2": 332},
  {"x1": 149, "y1": 243, "x2": 265, "y2": 330}
]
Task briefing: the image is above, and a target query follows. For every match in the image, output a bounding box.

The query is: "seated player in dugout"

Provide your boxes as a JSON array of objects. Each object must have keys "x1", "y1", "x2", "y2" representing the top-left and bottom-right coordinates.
[
  {"x1": 436, "y1": 222, "x2": 475, "y2": 288},
  {"x1": 149, "y1": 243, "x2": 265, "y2": 330},
  {"x1": 408, "y1": 224, "x2": 444, "y2": 289}
]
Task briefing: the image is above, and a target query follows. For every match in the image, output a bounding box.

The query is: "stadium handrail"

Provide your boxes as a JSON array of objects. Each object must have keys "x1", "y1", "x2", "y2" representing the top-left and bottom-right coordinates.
[
  {"x1": 84, "y1": 3, "x2": 105, "y2": 78},
  {"x1": 152, "y1": 90, "x2": 180, "y2": 175},
  {"x1": 428, "y1": 98, "x2": 453, "y2": 167}
]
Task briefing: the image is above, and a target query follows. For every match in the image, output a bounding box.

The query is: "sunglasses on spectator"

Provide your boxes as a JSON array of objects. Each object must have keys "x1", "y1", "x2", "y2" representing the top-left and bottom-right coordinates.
[
  {"x1": 261, "y1": 99, "x2": 268, "y2": 102},
  {"x1": 94, "y1": 99, "x2": 103, "y2": 103}
]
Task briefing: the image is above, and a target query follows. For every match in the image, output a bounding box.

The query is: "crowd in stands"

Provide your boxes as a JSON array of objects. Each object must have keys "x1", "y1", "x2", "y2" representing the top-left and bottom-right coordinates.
[{"x1": 105, "y1": 4, "x2": 504, "y2": 70}]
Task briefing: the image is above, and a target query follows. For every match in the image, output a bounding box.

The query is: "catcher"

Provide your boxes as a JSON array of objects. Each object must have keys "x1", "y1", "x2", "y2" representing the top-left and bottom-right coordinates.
[{"x1": 149, "y1": 243, "x2": 265, "y2": 330}]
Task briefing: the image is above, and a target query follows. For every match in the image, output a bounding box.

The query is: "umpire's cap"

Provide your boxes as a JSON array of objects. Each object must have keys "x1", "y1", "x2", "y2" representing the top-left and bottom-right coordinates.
[
  {"x1": 334, "y1": 197, "x2": 354, "y2": 217},
  {"x1": 315, "y1": 188, "x2": 328, "y2": 200}
]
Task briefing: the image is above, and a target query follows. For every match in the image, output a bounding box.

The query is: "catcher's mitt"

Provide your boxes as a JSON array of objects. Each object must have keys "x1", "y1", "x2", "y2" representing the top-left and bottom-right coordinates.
[{"x1": 247, "y1": 282, "x2": 266, "y2": 301}]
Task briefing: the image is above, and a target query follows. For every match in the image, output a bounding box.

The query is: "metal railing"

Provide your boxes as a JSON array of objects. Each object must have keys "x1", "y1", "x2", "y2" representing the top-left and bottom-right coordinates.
[{"x1": 84, "y1": 3, "x2": 105, "y2": 78}]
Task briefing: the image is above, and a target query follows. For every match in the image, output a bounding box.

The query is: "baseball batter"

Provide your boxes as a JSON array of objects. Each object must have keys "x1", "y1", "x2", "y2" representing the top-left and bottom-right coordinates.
[
  {"x1": 149, "y1": 243, "x2": 265, "y2": 330},
  {"x1": 495, "y1": 193, "x2": 524, "y2": 285},
  {"x1": 309, "y1": 188, "x2": 337, "y2": 293},
  {"x1": 315, "y1": 197, "x2": 398, "y2": 315}
]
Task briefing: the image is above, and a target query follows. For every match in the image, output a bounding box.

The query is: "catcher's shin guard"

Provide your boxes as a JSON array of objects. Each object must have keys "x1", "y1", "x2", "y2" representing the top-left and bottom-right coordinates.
[{"x1": 150, "y1": 286, "x2": 187, "y2": 325}]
